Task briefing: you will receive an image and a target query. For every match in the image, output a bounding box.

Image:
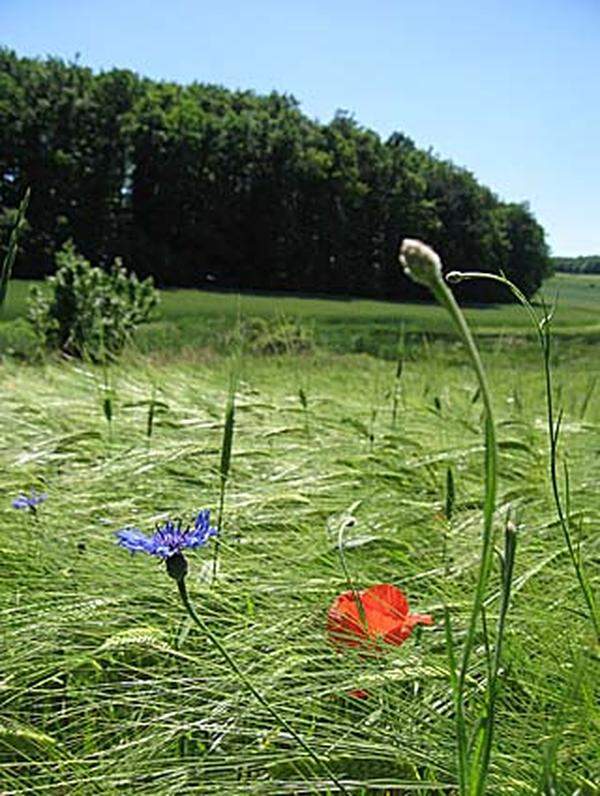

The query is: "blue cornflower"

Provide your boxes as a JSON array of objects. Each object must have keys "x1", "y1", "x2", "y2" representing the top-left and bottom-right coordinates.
[
  {"x1": 12, "y1": 489, "x2": 47, "y2": 512},
  {"x1": 116, "y1": 509, "x2": 217, "y2": 581}
]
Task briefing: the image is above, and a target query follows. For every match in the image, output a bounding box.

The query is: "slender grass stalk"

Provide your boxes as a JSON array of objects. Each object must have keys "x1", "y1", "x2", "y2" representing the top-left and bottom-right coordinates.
[
  {"x1": 447, "y1": 269, "x2": 599, "y2": 638},
  {"x1": 400, "y1": 241, "x2": 498, "y2": 794},
  {"x1": 101, "y1": 358, "x2": 113, "y2": 442},
  {"x1": 471, "y1": 516, "x2": 517, "y2": 796},
  {"x1": 336, "y1": 515, "x2": 368, "y2": 630},
  {"x1": 578, "y1": 376, "x2": 597, "y2": 421},
  {"x1": 0, "y1": 188, "x2": 30, "y2": 311},
  {"x1": 391, "y1": 324, "x2": 405, "y2": 429},
  {"x1": 445, "y1": 466, "x2": 455, "y2": 522},
  {"x1": 298, "y1": 386, "x2": 310, "y2": 436},
  {"x1": 540, "y1": 649, "x2": 586, "y2": 793},
  {"x1": 442, "y1": 466, "x2": 455, "y2": 575},
  {"x1": 176, "y1": 576, "x2": 349, "y2": 795},
  {"x1": 211, "y1": 371, "x2": 237, "y2": 582},
  {"x1": 146, "y1": 383, "x2": 157, "y2": 442}
]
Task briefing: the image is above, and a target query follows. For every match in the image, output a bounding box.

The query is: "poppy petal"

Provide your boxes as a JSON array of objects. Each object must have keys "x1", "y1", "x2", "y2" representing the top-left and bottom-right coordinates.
[
  {"x1": 347, "y1": 689, "x2": 369, "y2": 700},
  {"x1": 327, "y1": 583, "x2": 433, "y2": 650}
]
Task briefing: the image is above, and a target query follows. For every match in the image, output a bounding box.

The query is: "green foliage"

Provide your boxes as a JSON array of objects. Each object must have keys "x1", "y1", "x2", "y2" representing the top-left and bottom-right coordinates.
[
  {"x1": 0, "y1": 188, "x2": 29, "y2": 310},
  {"x1": 2, "y1": 272, "x2": 598, "y2": 363},
  {"x1": 0, "y1": 48, "x2": 551, "y2": 302},
  {"x1": 27, "y1": 242, "x2": 158, "y2": 360},
  {"x1": 237, "y1": 315, "x2": 314, "y2": 355},
  {"x1": 552, "y1": 255, "x2": 600, "y2": 274},
  {"x1": 0, "y1": 318, "x2": 38, "y2": 359}
]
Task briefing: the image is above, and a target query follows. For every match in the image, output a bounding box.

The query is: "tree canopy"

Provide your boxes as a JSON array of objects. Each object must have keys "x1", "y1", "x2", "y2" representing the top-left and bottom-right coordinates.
[
  {"x1": 0, "y1": 49, "x2": 551, "y2": 301},
  {"x1": 552, "y1": 256, "x2": 600, "y2": 274}
]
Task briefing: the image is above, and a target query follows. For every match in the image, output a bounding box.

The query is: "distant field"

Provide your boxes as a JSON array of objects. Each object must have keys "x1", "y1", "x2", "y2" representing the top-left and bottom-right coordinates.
[{"x1": 2, "y1": 272, "x2": 599, "y2": 359}]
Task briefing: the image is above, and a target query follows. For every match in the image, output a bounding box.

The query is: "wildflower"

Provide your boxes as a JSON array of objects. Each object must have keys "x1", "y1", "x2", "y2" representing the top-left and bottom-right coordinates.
[
  {"x1": 116, "y1": 509, "x2": 217, "y2": 581},
  {"x1": 328, "y1": 583, "x2": 433, "y2": 649},
  {"x1": 399, "y1": 238, "x2": 443, "y2": 290},
  {"x1": 347, "y1": 688, "x2": 369, "y2": 700},
  {"x1": 12, "y1": 489, "x2": 47, "y2": 512}
]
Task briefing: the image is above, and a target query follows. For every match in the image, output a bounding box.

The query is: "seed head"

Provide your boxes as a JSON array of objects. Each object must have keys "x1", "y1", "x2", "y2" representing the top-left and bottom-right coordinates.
[{"x1": 399, "y1": 239, "x2": 443, "y2": 289}]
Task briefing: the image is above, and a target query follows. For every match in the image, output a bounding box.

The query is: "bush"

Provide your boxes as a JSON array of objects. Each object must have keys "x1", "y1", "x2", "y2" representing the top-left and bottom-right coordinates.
[
  {"x1": 28, "y1": 243, "x2": 158, "y2": 360},
  {"x1": 132, "y1": 321, "x2": 183, "y2": 354},
  {"x1": 0, "y1": 318, "x2": 38, "y2": 359},
  {"x1": 236, "y1": 316, "x2": 314, "y2": 355}
]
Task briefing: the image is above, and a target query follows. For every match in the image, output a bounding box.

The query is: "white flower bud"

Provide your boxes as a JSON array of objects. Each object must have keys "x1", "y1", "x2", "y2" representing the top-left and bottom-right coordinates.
[{"x1": 399, "y1": 239, "x2": 443, "y2": 289}]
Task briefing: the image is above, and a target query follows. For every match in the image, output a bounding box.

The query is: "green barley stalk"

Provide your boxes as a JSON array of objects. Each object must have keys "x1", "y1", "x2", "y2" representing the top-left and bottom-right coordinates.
[
  {"x1": 445, "y1": 466, "x2": 455, "y2": 522},
  {"x1": 175, "y1": 568, "x2": 350, "y2": 794},
  {"x1": 391, "y1": 323, "x2": 405, "y2": 428},
  {"x1": 470, "y1": 514, "x2": 517, "y2": 796},
  {"x1": 146, "y1": 383, "x2": 157, "y2": 442},
  {"x1": 0, "y1": 188, "x2": 30, "y2": 311},
  {"x1": 446, "y1": 269, "x2": 599, "y2": 638},
  {"x1": 211, "y1": 369, "x2": 237, "y2": 583}
]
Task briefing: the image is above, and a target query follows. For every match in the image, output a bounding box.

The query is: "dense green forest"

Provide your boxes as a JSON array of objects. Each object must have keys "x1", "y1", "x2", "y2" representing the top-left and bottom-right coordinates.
[
  {"x1": 0, "y1": 48, "x2": 550, "y2": 301},
  {"x1": 552, "y1": 255, "x2": 600, "y2": 274}
]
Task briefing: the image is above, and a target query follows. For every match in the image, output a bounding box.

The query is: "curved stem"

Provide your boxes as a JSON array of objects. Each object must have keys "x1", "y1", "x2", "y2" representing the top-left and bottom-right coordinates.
[
  {"x1": 176, "y1": 578, "x2": 349, "y2": 795},
  {"x1": 447, "y1": 270, "x2": 598, "y2": 638},
  {"x1": 426, "y1": 276, "x2": 498, "y2": 795}
]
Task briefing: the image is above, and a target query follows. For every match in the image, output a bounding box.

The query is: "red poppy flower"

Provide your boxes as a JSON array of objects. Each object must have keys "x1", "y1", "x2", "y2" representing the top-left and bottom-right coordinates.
[
  {"x1": 327, "y1": 583, "x2": 433, "y2": 650},
  {"x1": 347, "y1": 688, "x2": 369, "y2": 700}
]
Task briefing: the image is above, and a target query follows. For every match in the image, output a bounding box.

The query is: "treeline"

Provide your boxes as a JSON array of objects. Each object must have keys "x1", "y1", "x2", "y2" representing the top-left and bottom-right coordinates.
[
  {"x1": 0, "y1": 49, "x2": 551, "y2": 302},
  {"x1": 552, "y1": 256, "x2": 600, "y2": 274}
]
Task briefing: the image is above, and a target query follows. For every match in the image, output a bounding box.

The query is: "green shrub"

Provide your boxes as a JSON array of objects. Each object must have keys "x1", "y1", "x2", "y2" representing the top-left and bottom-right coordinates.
[
  {"x1": 0, "y1": 318, "x2": 38, "y2": 359},
  {"x1": 28, "y1": 243, "x2": 158, "y2": 361},
  {"x1": 132, "y1": 321, "x2": 183, "y2": 353},
  {"x1": 236, "y1": 315, "x2": 314, "y2": 355}
]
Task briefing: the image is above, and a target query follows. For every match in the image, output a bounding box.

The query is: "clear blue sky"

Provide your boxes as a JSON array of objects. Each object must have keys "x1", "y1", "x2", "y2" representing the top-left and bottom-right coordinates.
[{"x1": 2, "y1": 0, "x2": 599, "y2": 256}]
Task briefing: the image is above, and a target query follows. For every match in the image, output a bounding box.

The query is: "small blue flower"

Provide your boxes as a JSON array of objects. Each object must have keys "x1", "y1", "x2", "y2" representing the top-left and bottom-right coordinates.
[
  {"x1": 12, "y1": 489, "x2": 47, "y2": 511},
  {"x1": 116, "y1": 509, "x2": 217, "y2": 560}
]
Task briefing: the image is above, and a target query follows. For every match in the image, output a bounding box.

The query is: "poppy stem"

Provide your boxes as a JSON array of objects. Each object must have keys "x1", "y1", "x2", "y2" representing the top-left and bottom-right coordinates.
[{"x1": 176, "y1": 577, "x2": 350, "y2": 795}]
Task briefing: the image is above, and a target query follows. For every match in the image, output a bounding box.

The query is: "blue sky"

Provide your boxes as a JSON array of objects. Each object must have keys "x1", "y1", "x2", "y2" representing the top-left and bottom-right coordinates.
[{"x1": 1, "y1": 0, "x2": 599, "y2": 256}]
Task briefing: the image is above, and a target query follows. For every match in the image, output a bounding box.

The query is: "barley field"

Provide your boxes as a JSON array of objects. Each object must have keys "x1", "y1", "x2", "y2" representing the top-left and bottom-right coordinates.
[{"x1": 0, "y1": 280, "x2": 598, "y2": 794}]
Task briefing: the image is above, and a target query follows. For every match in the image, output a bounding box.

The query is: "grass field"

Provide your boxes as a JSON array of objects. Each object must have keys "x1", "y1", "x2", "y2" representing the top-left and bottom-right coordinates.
[
  {"x1": 0, "y1": 272, "x2": 599, "y2": 793},
  {"x1": 2, "y1": 272, "x2": 600, "y2": 361}
]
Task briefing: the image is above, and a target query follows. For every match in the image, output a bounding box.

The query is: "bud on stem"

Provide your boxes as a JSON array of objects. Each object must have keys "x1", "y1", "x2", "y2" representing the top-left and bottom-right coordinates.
[
  {"x1": 399, "y1": 238, "x2": 443, "y2": 290},
  {"x1": 166, "y1": 552, "x2": 188, "y2": 582}
]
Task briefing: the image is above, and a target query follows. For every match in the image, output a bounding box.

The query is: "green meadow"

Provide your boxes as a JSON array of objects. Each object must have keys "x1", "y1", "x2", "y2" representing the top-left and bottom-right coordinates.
[
  {"x1": 0, "y1": 273, "x2": 599, "y2": 793},
  {"x1": 2, "y1": 272, "x2": 600, "y2": 361}
]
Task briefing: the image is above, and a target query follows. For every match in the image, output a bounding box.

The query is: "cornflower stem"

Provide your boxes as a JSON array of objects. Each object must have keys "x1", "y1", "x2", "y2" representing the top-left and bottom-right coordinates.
[
  {"x1": 176, "y1": 577, "x2": 349, "y2": 795},
  {"x1": 447, "y1": 270, "x2": 599, "y2": 638}
]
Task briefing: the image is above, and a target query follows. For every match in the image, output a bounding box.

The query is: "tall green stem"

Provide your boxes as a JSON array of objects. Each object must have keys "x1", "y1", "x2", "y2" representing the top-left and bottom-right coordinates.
[
  {"x1": 447, "y1": 270, "x2": 598, "y2": 638},
  {"x1": 427, "y1": 276, "x2": 498, "y2": 794},
  {"x1": 176, "y1": 577, "x2": 349, "y2": 795}
]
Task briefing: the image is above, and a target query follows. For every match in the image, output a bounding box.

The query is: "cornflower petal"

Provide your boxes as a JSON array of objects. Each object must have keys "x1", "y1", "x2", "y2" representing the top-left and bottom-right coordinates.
[
  {"x1": 12, "y1": 489, "x2": 47, "y2": 510},
  {"x1": 115, "y1": 510, "x2": 217, "y2": 560},
  {"x1": 116, "y1": 528, "x2": 156, "y2": 554}
]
